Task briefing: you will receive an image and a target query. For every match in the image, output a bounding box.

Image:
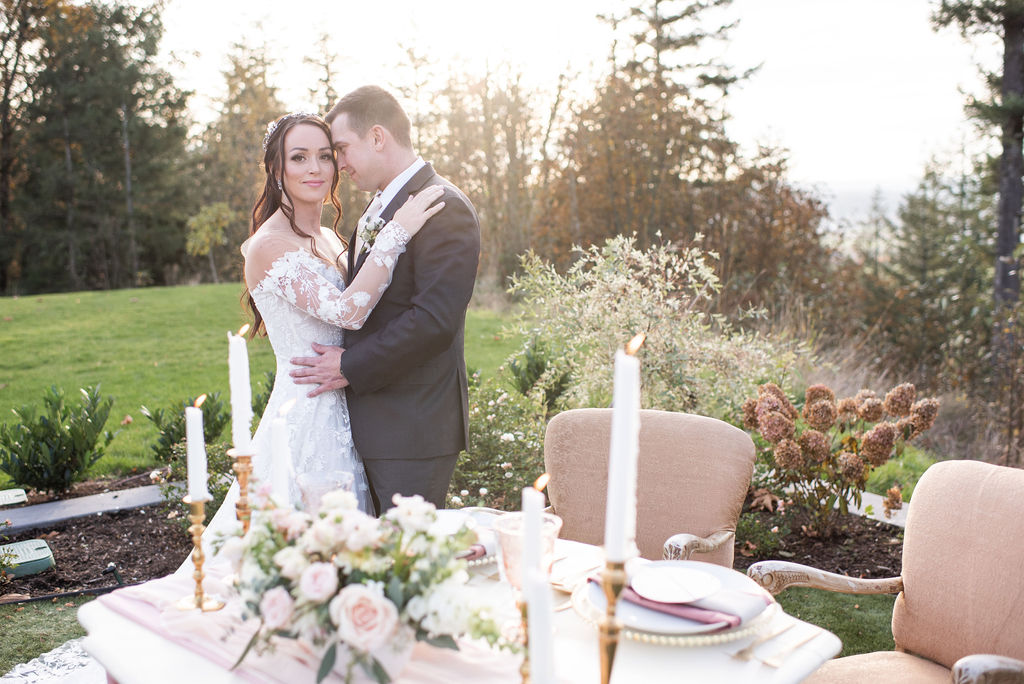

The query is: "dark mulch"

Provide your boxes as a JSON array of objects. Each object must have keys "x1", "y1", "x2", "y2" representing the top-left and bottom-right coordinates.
[
  {"x1": 732, "y1": 508, "x2": 904, "y2": 579},
  {"x1": 2, "y1": 504, "x2": 190, "y2": 599}
]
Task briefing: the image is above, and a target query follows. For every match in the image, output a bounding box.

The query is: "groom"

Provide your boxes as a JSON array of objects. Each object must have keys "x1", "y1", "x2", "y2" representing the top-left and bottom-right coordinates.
[{"x1": 291, "y1": 85, "x2": 480, "y2": 515}]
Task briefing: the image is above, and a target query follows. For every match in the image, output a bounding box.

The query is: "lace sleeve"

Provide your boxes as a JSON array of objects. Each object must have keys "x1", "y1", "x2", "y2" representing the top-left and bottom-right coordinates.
[{"x1": 251, "y1": 222, "x2": 410, "y2": 330}]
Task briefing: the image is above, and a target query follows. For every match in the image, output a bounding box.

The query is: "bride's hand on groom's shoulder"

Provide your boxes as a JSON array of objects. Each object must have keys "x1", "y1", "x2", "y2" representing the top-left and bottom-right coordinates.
[
  {"x1": 290, "y1": 342, "x2": 348, "y2": 397},
  {"x1": 392, "y1": 185, "x2": 445, "y2": 237}
]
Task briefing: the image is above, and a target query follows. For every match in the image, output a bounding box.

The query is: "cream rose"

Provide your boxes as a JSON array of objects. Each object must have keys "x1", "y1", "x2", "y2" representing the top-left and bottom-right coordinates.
[
  {"x1": 259, "y1": 586, "x2": 295, "y2": 631},
  {"x1": 329, "y1": 583, "x2": 398, "y2": 651},
  {"x1": 298, "y1": 562, "x2": 339, "y2": 602}
]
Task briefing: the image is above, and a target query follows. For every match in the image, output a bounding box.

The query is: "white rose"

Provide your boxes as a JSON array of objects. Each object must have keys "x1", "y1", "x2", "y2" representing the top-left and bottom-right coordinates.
[
  {"x1": 320, "y1": 489, "x2": 358, "y2": 512},
  {"x1": 298, "y1": 562, "x2": 339, "y2": 603},
  {"x1": 388, "y1": 494, "x2": 435, "y2": 534},
  {"x1": 500, "y1": 432, "x2": 515, "y2": 442},
  {"x1": 273, "y1": 546, "x2": 310, "y2": 580},
  {"x1": 329, "y1": 583, "x2": 399, "y2": 651},
  {"x1": 216, "y1": 535, "x2": 245, "y2": 571},
  {"x1": 259, "y1": 586, "x2": 295, "y2": 631},
  {"x1": 343, "y1": 515, "x2": 382, "y2": 551}
]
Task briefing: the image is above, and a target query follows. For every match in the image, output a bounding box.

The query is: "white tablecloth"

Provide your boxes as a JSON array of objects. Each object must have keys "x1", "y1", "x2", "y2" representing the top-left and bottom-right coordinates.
[{"x1": 78, "y1": 540, "x2": 840, "y2": 683}]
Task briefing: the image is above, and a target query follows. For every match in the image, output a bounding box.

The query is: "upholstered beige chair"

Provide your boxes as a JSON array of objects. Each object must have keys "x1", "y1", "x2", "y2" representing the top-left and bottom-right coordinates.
[
  {"x1": 542, "y1": 408, "x2": 755, "y2": 565},
  {"x1": 747, "y1": 459, "x2": 1024, "y2": 684}
]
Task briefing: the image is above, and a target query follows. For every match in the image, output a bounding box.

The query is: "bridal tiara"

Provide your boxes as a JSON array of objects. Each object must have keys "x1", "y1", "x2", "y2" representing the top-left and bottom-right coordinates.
[{"x1": 262, "y1": 112, "x2": 318, "y2": 151}]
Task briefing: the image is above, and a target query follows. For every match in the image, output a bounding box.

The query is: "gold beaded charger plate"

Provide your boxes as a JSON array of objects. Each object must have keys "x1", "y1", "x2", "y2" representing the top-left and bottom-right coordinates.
[{"x1": 571, "y1": 560, "x2": 777, "y2": 646}]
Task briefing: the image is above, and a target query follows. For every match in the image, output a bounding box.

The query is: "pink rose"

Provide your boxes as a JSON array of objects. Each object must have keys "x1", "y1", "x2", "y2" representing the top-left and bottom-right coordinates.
[
  {"x1": 298, "y1": 562, "x2": 339, "y2": 603},
  {"x1": 259, "y1": 586, "x2": 295, "y2": 631},
  {"x1": 329, "y1": 583, "x2": 399, "y2": 651}
]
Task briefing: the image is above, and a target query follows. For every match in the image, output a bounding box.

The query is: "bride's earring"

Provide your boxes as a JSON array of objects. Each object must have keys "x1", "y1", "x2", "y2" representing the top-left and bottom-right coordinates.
[{"x1": 276, "y1": 178, "x2": 282, "y2": 191}]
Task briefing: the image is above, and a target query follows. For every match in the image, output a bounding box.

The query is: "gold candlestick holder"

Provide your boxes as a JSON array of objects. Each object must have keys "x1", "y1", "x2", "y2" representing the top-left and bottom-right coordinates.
[
  {"x1": 599, "y1": 560, "x2": 626, "y2": 684},
  {"x1": 519, "y1": 598, "x2": 530, "y2": 684},
  {"x1": 229, "y1": 448, "x2": 253, "y2": 534},
  {"x1": 176, "y1": 496, "x2": 225, "y2": 612}
]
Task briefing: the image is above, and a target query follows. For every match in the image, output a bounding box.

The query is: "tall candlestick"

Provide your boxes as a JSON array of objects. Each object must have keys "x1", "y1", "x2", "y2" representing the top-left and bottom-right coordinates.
[
  {"x1": 227, "y1": 327, "x2": 253, "y2": 453},
  {"x1": 268, "y1": 409, "x2": 292, "y2": 505},
  {"x1": 185, "y1": 403, "x2": 210, "y2": 502},
  {"x1": 604, "y1": 346, "x2": 641, "y2": 562},
  {"x1": 525, "y1": 567, "x2": 555, "y2": 684},
  {"x1": 522, "y1": 486, "x2": 543, "y2": 573}
]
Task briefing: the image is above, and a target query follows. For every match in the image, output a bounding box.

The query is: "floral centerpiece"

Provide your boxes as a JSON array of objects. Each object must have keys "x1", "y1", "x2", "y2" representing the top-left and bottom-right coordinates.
[{"x1": 218, "y1": 489, "x2": 513, "y2": 683}]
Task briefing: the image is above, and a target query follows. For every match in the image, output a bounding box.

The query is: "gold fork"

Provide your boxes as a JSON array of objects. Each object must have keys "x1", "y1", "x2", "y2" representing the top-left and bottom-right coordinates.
[{"x1": 729, "y1": 622, "x2": 796, "y2": 661}]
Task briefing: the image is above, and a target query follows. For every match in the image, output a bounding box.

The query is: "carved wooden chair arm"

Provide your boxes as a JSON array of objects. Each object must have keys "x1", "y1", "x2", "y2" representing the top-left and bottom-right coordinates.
[
  {"x1": 952, "y1": 654, "x2": 1024, "y2": 684},
  {"x1": 663, "y1": 530, "x2": 734, "y2": 560},
  {"x1": 746, "y1": 560, "x2": 905, "y2": 596}
]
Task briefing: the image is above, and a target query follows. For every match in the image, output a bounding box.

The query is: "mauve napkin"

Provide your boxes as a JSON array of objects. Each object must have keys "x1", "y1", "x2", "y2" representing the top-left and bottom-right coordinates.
[{"x1": 589, "y1": 577, "x2": 773, "y2": 630}]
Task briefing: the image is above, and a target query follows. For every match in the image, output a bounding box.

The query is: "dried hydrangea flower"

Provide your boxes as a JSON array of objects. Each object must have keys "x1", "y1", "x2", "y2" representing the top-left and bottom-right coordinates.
[
  {"x1": 854, "y1": 389, "x2": 877, "y2": 406},
  {"x1": 804, "y1": 399, "x2": 838, "y2": 431},
  {"x1": 883, "y1": 383, "x2": 916, "y2": 418},
  {"x1": 861, "y1": 422, "x2": 898, "y2": 466},
  {"x1": 895, "y1": 416, "x2": 918, "y2": 440},
  {"x1": 741, "y1": 397, "x2": 759, "y2": 430},
  {"x1": 910, "y1": 397, "x2": 940, "y2": 433},
  {"x1": 804, "y1": 384, "x2": 836, "y2": 406},
  {"x1": 837, "y1": 451, "x2": 865, "y2": 483},
  {"x1": 858, "y1": 397, "x2": 884, "y2": 422},
  {"x1": 773, "y1": 438, "x2": 804, "y2": 469},
  {"x1": 836, "y1": 397, "x2": 859, "y2": 423},
  {"x1": 759, "y1": 410, "x2": 795, "y2": 443},
  {"x1": 798, "y1": 429, "x2": 830, "y2": 463},
  {"x1": 759, "y1": 383, "x2": 798, "y2": 419},
  {"x1": 883, "y1": 485, "x2": 903, "y2": 519}
]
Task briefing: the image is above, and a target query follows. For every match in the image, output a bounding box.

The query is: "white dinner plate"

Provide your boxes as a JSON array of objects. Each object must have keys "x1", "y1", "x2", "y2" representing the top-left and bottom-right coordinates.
[
  {"x1": 631, "y1": 564, "x2": 721, "y2": 604},
  {"x1": 577, "y1": 560, "x2": 771, "y2": 636}
]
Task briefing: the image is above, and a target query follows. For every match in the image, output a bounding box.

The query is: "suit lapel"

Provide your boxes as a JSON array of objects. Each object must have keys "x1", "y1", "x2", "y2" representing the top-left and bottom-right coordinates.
[
  {"x1": 352, "y1": 163, "x2": 437, "y2": 276},
  {"x1": 347, "y1": 194, "x2": 377, "y2": 284}
]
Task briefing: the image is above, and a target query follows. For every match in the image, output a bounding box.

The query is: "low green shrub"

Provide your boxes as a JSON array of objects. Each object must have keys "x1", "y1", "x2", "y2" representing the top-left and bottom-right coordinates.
[
  {"x1": 508, "y1": 235, "x2": 808, "y2": 422},
  {"x1": 140, "y1": 392, "x2": 230, "y2": 462},
  {"x1": 0, "y1": 385, "x2": 115, "y2": 492},
  {"x1": 507, "y1": 336, "x2": 571, "y2": 416},
  {"x1": 449, "y1": 373, "x2": 547, "y2": 510}
]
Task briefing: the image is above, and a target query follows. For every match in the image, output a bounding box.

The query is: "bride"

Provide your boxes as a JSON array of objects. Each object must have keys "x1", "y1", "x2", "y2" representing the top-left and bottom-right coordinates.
[{"x1": 196, "y1": 112, "x2": 443, "y2": 558}]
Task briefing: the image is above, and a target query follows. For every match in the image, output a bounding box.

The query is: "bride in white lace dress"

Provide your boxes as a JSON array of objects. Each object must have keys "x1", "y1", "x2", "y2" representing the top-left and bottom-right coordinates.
[{"x1": 194, "y1": 113, "x2": 444, "y2": 560}]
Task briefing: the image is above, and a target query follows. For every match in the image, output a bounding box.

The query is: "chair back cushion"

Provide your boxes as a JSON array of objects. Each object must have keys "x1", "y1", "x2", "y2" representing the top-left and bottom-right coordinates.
[
  {"x1": 543, "y1": 408, "x2": 754, "y2": 564},
  {"x1": 892, "y1": 459, "x2": 1024, "y2": 666}
]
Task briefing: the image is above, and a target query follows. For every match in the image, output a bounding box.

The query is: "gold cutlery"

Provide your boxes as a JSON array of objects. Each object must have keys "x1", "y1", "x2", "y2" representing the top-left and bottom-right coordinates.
[
  {"x1": 729, "y1": 622, "x2": 796, "y2": 661},
  {"x1": 761, "y1": 628, "x2": 823, "y2": 668}
]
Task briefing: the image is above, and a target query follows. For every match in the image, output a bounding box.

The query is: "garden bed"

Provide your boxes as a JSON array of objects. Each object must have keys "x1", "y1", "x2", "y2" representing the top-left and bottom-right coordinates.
[{"x1": 2, "y1": 484, "x2": 903, "y2": 601}]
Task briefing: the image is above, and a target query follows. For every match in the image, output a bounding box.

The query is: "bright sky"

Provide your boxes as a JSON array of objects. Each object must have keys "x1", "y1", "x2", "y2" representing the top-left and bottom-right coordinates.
[{"x1": 159, "y1": 0, "x2": 997, "y2": 223}]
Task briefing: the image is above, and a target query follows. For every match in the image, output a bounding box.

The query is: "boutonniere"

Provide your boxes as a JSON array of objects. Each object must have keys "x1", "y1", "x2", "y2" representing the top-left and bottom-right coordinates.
[{"x1": 359, "y1": 216, "x2": 386, "y2": 252}]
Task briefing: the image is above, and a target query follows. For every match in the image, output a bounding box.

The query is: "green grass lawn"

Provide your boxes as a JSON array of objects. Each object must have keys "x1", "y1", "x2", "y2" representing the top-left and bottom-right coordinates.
[
  {"x1": 0, "y1": 596, "x2": 91, "y2": 674},
  {"x1": 0, "y1": 284, "x2": 522, "y2": 485}
]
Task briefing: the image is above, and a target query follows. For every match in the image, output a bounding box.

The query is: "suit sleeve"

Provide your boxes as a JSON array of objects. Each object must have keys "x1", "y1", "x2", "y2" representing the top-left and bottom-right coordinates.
[{"x1": 339, "y1": 187, "x2": 480, "y2": 394}]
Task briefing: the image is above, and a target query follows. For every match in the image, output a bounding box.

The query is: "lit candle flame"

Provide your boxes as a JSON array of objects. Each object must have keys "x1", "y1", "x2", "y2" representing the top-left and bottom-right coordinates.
[
  {"x1": 534, "y1": 472, "x2": 551, "y2": 492},
  {"x1": 194, "y1": 394, "x2": 207, "y2": 409},
  {"x1": 278, "y1": 398, "x2": 297, "y2": 417},
  {"x1": 237, "y1": 323, "x2": 250, "y2": 337},
  {"x1": 625, "y1": 332, "x2": 646, "y2": 356}
]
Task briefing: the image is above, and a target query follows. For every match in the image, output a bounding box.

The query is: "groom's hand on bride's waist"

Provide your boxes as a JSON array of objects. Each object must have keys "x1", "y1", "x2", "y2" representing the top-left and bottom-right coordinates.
[{"x1": 290, "y1": 343, "x2": 349, "y2": 397}]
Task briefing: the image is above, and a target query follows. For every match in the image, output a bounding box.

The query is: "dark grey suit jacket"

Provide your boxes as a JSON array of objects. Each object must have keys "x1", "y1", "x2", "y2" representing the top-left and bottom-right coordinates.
[{"x1": 341, "y1": 162, "x2": 480, "y2": 461}]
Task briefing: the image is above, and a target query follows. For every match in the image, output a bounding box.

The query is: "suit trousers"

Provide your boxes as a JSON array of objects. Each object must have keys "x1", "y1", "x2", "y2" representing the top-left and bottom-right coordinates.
[{"x1": 362, "y1": 453, "x2": 459, "y2": 515}]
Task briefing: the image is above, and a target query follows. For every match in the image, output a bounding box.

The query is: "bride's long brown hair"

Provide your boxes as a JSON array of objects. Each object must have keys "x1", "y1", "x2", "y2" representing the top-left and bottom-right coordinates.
[{"x1": 244, "y1": 113, "x2": 345, "y2": 338}]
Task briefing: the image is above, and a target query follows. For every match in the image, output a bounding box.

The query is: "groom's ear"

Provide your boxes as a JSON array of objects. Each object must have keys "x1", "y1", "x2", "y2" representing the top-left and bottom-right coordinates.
[{"x1": 370, "y1": 125, "x2": 387, "y2": 150}]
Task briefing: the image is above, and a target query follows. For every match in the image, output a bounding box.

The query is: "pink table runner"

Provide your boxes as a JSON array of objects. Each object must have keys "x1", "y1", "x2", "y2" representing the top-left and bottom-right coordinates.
[{"x1": 97, "y1": 569, "x2": 519, "y2": 683}]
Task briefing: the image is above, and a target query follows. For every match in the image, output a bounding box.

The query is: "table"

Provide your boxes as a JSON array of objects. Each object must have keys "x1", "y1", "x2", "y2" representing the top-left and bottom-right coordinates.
[{"x1": 78, "y1": 539, "x2": 840, "y2": 683}]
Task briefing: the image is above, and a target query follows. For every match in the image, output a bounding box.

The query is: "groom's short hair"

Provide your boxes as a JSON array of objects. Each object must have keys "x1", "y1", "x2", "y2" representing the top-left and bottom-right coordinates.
[{"x1": 326, "y1": 86, "x2": 413, "y2": 149}]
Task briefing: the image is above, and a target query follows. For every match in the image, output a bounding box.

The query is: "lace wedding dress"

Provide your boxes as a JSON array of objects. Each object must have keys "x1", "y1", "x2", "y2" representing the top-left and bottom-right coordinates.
[{"x1": 185, "y1": 222, "x2": 410, "y2": 568}]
